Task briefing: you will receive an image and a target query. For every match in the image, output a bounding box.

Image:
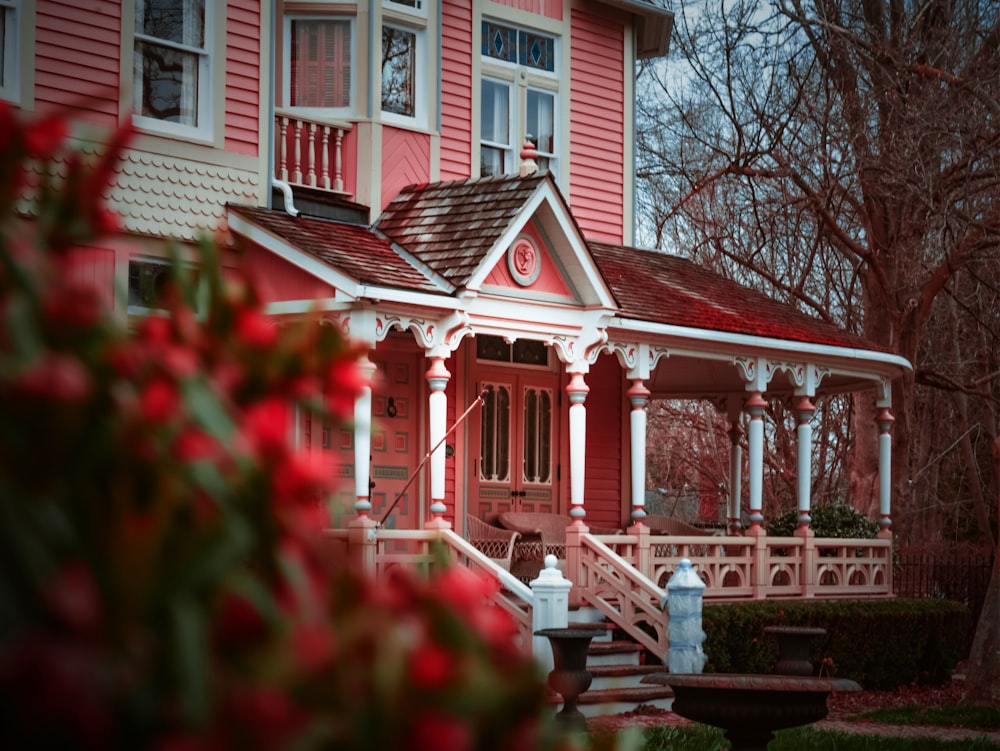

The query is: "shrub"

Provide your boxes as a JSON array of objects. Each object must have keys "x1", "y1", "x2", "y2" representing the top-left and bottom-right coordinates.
[
  {"x1": 768, "y1": 503, "x2": 880, "y2": 539},
  {"x1": 702, "y1": 598, "x2": 969, "y2": 689},
  {"x1": 0, "y1": 105, "x2": 566, "y2": 750}
]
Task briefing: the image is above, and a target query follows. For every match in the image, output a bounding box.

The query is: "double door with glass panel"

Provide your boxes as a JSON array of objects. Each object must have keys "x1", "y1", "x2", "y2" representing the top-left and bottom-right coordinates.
[{"x1": 471, "y1": 373, "x2": 559, "y2": 519}]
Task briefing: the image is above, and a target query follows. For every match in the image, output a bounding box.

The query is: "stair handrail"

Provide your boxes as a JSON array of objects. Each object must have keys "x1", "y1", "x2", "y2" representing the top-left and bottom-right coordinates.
[
  {"x1": 575, "y1": 532, "x2": 669, "y2": 657},
  {"x1": 437, "y1": 528, "x2": 534, "y2": 647}
]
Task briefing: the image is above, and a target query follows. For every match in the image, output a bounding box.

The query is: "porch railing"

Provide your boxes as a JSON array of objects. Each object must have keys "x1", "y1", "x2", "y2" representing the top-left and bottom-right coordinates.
[
  {"x1": 326, "y1": 521, "x2": 534, "y2": 648},
  {"x1": 275, "y1": 109, "x2": 352, "y2": 195},
  {"x1": 583, "y1": 526, "x2": 893, "y2": 601},
  {"x1": 326, "y1": 519, "x2": 894, "y2": 659}
]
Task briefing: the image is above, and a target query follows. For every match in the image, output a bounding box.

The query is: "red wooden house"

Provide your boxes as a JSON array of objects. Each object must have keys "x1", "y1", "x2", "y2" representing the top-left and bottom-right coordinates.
[{"x1": 9, "y1": 0, "x2": 910, "y2": 645}]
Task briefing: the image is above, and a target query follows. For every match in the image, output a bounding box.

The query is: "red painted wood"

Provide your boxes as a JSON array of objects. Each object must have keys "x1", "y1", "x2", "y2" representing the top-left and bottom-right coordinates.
[
  {"x1": 481, "y1": 223, "x2": 575, "y2": 299},
  {"x1": 490, "y1": 0, "x2": 563, "y2": 20},
  {"x1": 440, "y1": 1, "x2": 473, "y2": 181},
  {"x1": 35, "y1": 0, "x2": 120, "y2": 124},
  {"x1": 225, "y1": 2, "x2": 262, "y2": 155},
  {"x1": 381, "y1": 127, "x2": 431, "y2": 209},
  {"x1": 583, "y1": 354, "x2": 625, "y2": 529},
  {"x1": 243, "y1": 246, "x2": 338, "y2": 303},
  {"x1": 569, "y1": 7, "x2": 626, "y2": 243}
]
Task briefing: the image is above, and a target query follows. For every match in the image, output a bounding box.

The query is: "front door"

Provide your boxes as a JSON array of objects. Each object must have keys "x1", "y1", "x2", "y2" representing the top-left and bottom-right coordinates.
[{"x1": 470, "y1": 371, "x2": 560, "y2": 519}]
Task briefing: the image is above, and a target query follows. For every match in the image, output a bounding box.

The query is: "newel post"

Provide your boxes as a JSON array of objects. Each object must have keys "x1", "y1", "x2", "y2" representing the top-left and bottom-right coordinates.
[
  {"x1": 530, "y1": 556, "x2": 572, "y2": 674},
  {"x1": 348, "y1": 516, "x2": 378, "y2": 578}
]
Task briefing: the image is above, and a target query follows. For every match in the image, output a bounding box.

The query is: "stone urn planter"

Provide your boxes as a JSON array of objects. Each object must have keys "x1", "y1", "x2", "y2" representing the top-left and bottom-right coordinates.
[
  {"x1": 534, "y1": 627, "x2": 606, "y2": 727},
  {"x1": 764, "y1": 625, "x2": 827, "y2": 676}
]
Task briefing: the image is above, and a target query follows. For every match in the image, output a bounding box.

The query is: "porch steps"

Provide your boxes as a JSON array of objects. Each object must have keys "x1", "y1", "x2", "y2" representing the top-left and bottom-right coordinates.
[{"x1": 550, "y1": 610, "x2": 674, "y2": 718}]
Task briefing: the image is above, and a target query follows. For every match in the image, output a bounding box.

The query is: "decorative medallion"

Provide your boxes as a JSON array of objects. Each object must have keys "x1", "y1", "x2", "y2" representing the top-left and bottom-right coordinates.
[{"x1": 507, "y1": 235, "x2": 541, "y2": 287}]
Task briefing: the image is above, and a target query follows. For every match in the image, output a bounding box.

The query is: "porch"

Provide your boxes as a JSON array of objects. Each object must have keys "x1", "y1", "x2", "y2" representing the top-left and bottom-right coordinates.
[{"x1": 323, "y1": 515, "x2": 893, "y2": 662}]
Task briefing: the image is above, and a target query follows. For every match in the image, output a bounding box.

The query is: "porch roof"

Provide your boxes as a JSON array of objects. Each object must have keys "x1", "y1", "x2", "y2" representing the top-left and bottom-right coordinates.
[
  {"x1": 228, "y1": 205, "x2": 449, "y2": 295},
  {"x1": 588, "y1": 241, "x2": 883, "y2": 353},
  {"x1": 374, "y1": 175, "x2": 552, "y2": 288},
  {"x1": 228, "y1": 175, "x2": 910, "y2": 393}
]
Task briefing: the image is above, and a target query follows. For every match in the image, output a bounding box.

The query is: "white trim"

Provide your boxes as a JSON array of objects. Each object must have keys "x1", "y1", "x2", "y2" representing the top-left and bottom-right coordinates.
[
  {"x1": 464, "y1": 180, "x2": 618, "y2": 309},
  {"x1": 131, "y1": 0, "x2": 215, "y2": 142},
  {"x1": 609, "y1": 316, "x2": 912, "y2": 374}
]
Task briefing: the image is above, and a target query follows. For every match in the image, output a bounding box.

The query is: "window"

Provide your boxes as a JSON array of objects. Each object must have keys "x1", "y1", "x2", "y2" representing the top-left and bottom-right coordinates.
[
  {"x1": 128, "y1": 258, "x2": 200, "y2": 314},
  {"x1": 133, "y1": 0, "x2": 211, "y2": 136},
  {"x1": 480, "y1": 20, "x2": 558, "y2": 178},
  {"x1": 381, "y1": 24, "x2": 416, "y2": 117},
  {"x1": 476, "y1": 335, "x2": 548, "y2": 367},
  {"x1": 384, "y1": 0, "x2": 424, "y2": 12},
  {"x1": 0, "y1": 0, "x2": 19, "y2": 102},
  {"x1": 380, "y1": 2, "x2": 426, "y2": 126},
  {"x1": 288, "y1": 18, "x2": 352, "y2": 111}
]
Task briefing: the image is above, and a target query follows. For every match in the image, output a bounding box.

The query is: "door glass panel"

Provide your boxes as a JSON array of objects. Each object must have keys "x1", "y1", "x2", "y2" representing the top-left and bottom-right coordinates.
[
  {"x1": 522, "y1": 386, "x2": 551, "y2": 484},
  {"x1": 480, "y1": 383, "x2": 510, "y2": 482}
]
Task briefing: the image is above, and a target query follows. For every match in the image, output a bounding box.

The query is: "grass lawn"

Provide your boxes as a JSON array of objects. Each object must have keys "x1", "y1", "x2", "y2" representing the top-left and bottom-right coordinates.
[
  {"x1": 635, "y1": 723, "x2": 1000, "y2": 751},
  {"x1": 854, "y1": 703, "x2": 1000, "y2": 729}
]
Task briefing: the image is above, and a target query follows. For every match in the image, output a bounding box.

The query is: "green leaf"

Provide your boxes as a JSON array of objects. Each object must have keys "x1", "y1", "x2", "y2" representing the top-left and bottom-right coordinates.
[
  {"x1": 170, "y1": 596, "x2": 211, "y2": 726},
  {"x1": 180, "y1": 377, "x2": 236, "y2": 443}
]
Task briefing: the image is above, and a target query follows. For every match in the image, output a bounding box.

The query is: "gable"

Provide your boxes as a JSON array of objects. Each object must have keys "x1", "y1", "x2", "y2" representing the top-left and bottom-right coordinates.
[{"x1": 480, "y1": 219, "x2": 577, "y2": 302}]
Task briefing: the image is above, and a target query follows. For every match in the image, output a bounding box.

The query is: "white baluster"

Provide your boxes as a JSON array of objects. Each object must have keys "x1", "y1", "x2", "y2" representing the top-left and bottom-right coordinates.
[
  {"x1": 306, "y1": 123, "x2": 317, "y2": 187},
  {"x1": 334, "y1": 128, "x2": 345, "y2": 193},
  {"x1": 320, "y1": 125, "x2": 331, "y2": 190},
  {"x1": 278, "y1": 117, "x2": 289, "y2": 182},
  {"x1": 292, "y1": 120, "x2": 303, "y2": 184}
]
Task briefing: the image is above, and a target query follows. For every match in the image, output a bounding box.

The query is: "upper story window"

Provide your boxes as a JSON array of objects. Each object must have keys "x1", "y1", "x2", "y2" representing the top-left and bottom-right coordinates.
[
  {"x1": 288, "y1": 18, "x2": 353, "y2": 111},
  {"x1": 0, "y1": 0, "x2": 19, "y2": 102},
  {"x1": 381, "y1": 3, "x2": 426, "y2": 126},
  {"x1": 480, "y1": 20, "x2": 558, "y2": 179},
  {"x1": 384, "y1": 0, "x2": 424, "y2": 12},
  {"x1": 133, "y1": 0, "x2": 211, "y2": 138}
]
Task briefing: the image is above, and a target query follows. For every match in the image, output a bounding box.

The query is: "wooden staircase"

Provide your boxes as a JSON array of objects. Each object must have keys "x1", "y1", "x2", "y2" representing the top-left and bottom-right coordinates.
[{"x1": 556, "y1": 608, "x2": 675, "y2": 718}]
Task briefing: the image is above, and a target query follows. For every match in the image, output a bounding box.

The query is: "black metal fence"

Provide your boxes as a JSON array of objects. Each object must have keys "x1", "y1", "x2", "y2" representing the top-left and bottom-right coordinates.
[{"x1": 894, "y1": 550, "x2": 995, "y2": 651}]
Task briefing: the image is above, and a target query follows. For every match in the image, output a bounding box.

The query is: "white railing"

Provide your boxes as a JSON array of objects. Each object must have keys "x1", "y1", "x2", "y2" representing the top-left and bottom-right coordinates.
[
  {"x1": 573, "y1": 531, "x2": 669, "y2": 657},
  {"x1": 328, "y1": 521, "x2": 535, "y2": 649},
  {"x1": 275, "y1": 109, "x2": 352, "y2": 195},
  {"x1": 325, "y1": 520, "x2": 894, "y2": 661},
  {"x1": 582, "y1": 527, "x2": 893, "y2": 601}
]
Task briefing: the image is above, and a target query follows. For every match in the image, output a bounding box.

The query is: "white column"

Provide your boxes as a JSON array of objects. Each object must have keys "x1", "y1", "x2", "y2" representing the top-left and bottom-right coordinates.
[
  {"x1": 745, "y1": 391, "x2": 767, "y2": 533},
  {"x1": 426, "y1": 356, "x2": 450, "y2": 518},
  {"x1": 353, "y1": 355, "x2": 376, "y2": 516},
  {"x1": 628, "y1": 379, "x2": 650, "y2": 524},
  {"x1": 566, "y1": 370, "x2": 589, "y2": 521},
  {"x1": 727, "y1": 417, "x2": 743, "y2": 534},
  {"x1": 796, "y1": 396, "x2": 816, "y2": 529},
  {"x1": 877, "y1": 406, "x2": 894, "y2": 533}
]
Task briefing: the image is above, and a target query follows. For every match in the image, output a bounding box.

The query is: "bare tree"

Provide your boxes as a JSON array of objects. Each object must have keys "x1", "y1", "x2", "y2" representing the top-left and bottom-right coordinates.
[{"x1": 637, "y1": 0, "x2": 1000, "y2": 547}]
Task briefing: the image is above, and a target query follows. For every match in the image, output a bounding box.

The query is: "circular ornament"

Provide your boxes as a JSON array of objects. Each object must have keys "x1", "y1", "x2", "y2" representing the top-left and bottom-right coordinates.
[{"x1": 507, "y1": 236, "x2": 541, "y2": 287}]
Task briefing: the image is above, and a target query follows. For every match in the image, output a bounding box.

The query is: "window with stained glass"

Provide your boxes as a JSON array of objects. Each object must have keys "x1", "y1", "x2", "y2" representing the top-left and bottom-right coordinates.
[{"x1": 480, "y1": 19, "x2": 558, "y2": 179}]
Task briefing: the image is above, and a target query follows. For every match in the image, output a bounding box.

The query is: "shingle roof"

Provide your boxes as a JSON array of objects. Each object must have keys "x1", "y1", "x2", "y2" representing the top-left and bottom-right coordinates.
[
  {"x1": 230, "y1": 183, "x2": 888, "y2": 356},
  {"x1": 228, "y1": 205, "x2": 445, "y2": 294},
  {"x1": 588, "y1": 241, "x2": 885, "y2": 351},
  {"x1": 375, "y1": 175, "x2": 547, "y2": 287}
]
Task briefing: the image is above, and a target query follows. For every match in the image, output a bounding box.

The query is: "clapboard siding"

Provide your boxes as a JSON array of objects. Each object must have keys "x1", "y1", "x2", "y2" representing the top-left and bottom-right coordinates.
[
  {"x1": 440, "y1": 1, "x2": 473, "y2": 180},
  {"x1": 35, "y1": 0, "x2": 121, "y2": 124},
  {"x1": 489, "y1": 0, "x2": 563, "y2": 20},
  {"x1": 584, "y1": 354, "x2": 625, "y2": 529},
  {"x1": 569, "y1": 7, "x2": 625, "y2": 243},
  {"x1": 225, "y1": 2, "x2": 262, "y2": 156}
]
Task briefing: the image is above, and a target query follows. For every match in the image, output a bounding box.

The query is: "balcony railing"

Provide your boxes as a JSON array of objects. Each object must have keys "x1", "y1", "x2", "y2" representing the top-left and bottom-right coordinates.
[{"x1": 275, "y1": 109, "x2": 352, "y2": 195}]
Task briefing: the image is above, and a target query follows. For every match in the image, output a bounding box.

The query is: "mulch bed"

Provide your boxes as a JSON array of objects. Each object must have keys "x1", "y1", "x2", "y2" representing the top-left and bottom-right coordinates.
[{"x1": 589, "y1": 668, "x2": 998, "y2": 737}]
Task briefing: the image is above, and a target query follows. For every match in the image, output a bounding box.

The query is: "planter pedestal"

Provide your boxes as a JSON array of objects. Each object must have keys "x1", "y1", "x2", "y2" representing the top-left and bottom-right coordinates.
[
  {"x1": 764, "y1": 625, "x2": 827, "y2": 676},
  {"x1": 534, "y1": 627, "x2": 605, "y2": 728}
]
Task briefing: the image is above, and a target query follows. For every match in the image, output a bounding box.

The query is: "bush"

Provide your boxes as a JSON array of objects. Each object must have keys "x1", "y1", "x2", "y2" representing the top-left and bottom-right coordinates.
[
  {"x1": 0, "y1": 105, "x2": 567, "y2": 750},
  {"x1": 702, "y1": 598, "x2": 969, "y2": 689},
  {"x1": 768, "y1": 503, "x2": 880, "y2": 539}
]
